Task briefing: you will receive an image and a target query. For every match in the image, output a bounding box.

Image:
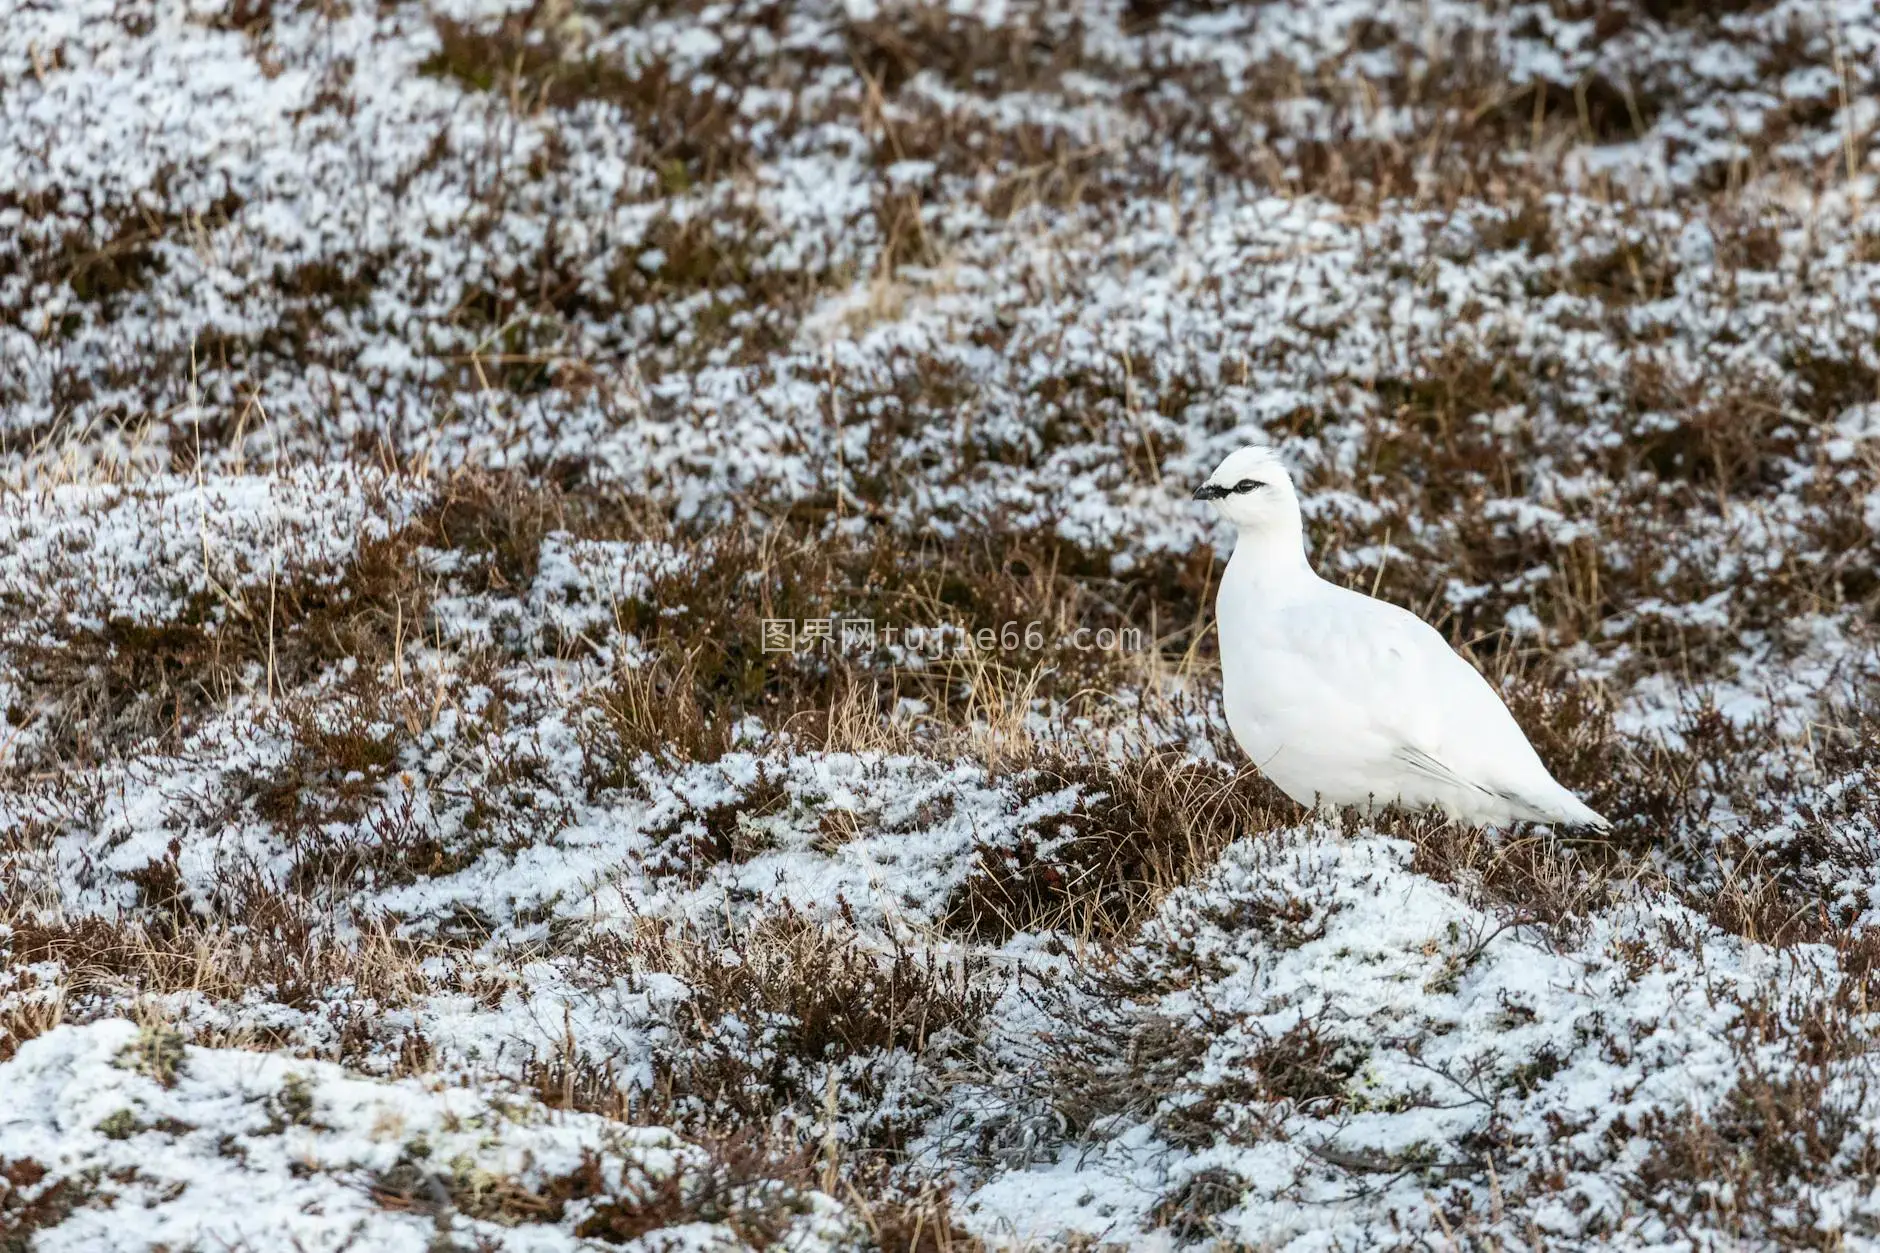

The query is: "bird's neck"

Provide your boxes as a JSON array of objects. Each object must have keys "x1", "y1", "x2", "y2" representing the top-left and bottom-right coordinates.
[{"x1": 1229, "y1": 522, "x2": 1314, "y2": 582}]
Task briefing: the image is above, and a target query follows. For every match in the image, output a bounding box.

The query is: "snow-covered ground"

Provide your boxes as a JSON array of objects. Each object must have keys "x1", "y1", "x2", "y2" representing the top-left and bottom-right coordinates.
[{"x1": 4, "y1": 0, "x2": 1880, "y2": 1247}]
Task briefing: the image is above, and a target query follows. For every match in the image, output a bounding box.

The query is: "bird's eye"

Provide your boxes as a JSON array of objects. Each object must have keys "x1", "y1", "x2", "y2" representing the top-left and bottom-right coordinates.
[{"x1": 1232, "y1": 479, "x2": 1262, "y2": 494}]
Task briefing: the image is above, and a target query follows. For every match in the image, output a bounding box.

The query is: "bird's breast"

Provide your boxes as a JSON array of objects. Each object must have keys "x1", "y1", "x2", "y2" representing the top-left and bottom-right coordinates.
[{"x1": 1219, "y1": 624, "x2": 1309, "y2": 754}]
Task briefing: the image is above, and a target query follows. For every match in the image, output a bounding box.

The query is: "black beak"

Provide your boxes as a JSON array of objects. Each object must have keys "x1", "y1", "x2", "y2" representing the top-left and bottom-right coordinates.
[{"x1": 1193, "y1": 483, "x2": 1229, "y2": 501}]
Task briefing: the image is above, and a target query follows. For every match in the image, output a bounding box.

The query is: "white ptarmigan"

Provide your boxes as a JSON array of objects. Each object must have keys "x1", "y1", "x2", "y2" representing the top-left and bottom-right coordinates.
[{"x1": 1196, "y1": 445, "x2": 1609, "y2": 829}]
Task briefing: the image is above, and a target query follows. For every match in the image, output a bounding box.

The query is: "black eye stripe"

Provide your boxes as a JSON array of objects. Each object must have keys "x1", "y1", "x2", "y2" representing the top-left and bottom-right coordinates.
[{"x1": 1232, "y1": 479, "x2": 1263, "y2": 494}]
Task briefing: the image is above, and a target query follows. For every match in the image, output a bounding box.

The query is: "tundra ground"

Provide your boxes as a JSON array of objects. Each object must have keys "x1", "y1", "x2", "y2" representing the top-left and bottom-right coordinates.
[{"x1": 3, "y1": 1, "x2": 1880, "y2": 1248}]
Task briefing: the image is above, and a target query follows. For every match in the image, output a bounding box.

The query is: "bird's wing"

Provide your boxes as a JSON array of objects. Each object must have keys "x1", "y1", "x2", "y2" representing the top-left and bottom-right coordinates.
[
  {"x1": 1394, "y1": 743, "x2": 1490, "y2": 792},
  {"x1": 1238, "y1": 582, "x2": 1594, "y2": 824},
  {"x1": 1273, "y1": 586, "x2": 1542, "y2": 777},
  {"x1": 1392, "y1": 742, "x2": 1525, "y2": 805}
]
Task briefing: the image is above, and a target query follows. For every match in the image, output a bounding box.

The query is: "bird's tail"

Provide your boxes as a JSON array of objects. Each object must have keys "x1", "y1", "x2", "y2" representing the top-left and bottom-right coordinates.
[{"x1": 1523, "y1": 784, "x2": 1610, "y2": 832}]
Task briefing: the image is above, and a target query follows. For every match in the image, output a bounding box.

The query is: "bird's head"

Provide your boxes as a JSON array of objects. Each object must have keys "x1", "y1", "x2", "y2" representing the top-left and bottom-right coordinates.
[{"x1": 1192, "y1": 445, "x2": 1301, "y2": 536}]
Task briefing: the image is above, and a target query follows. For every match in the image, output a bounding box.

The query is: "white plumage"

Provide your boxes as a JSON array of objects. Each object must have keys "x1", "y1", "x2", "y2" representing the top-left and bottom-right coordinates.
[{"x1": 1196, "y1": 445, "x2": 1609, "y2": 830}]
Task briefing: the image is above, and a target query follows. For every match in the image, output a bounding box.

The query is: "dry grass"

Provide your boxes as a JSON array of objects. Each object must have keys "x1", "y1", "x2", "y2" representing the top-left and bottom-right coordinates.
[
  {"x1": 945, "y1": 751, "x2": 1281, "y2": 943},
  {"x1": 524, "y1": 913, "x2": 994, "y2": 1149},
  {"x1": 0, "y1": 1155, "x2": 87, "y2": 1247},
  {"x1": 3, "y1": 526, "x2": 421, "y2": 771},
  {"x1": 420, "y1": 11, "x2": 749, "y2": 185},
  {"x1": 573, "y1": 512, "x2": 1195, "y2": 776}
]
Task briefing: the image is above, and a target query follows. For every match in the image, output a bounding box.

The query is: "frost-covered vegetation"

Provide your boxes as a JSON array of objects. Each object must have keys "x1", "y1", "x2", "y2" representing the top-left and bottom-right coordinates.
[{"x1": 4, "y1": 0, "x2": 1880, "y2": 1247}]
